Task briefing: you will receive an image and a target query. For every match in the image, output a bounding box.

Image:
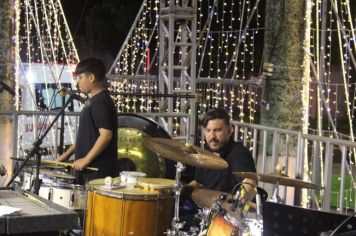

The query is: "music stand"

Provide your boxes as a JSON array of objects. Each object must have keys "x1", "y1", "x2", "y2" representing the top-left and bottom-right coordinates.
[{"x1": 263, "y1": 202, "x2": 356, "y2": 236}]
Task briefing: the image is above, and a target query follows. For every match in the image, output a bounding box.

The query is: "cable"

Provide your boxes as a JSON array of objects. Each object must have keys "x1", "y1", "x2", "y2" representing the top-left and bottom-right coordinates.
[{"x1": 329, "y1": 212, "x2": 356, "y2": 236}]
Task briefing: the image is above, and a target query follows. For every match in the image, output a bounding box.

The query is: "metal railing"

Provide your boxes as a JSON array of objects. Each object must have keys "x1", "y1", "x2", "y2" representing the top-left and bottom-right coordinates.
[{"x1": 229, "y1": 121, "x2": 356, "y2": 213}]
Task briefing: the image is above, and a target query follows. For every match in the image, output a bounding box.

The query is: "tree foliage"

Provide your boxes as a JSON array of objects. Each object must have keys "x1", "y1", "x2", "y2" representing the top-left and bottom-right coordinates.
[{"x1": 84, "y1": 0, "x2": 142, "y2": 55}]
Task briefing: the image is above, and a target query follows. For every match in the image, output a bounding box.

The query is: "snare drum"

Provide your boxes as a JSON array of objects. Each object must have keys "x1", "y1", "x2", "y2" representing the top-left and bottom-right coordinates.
[
  {"x1": 21, "y1": 168, "x2": 75, "y2": 191},
  {"x1": 207, "y1": 212, "x2": 240, "y2": 236},
  {"x1": 85, "y1": 177, "x2": 175, "y2": 236},
  {"x1": 39, "y1": 183, "x2": 87, "y2": 210}
]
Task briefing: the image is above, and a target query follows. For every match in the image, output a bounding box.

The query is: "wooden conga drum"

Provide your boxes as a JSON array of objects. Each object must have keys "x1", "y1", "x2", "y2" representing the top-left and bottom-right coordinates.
[{"x1": 85, "y1": 177, "x2": 174, "y2": 236}]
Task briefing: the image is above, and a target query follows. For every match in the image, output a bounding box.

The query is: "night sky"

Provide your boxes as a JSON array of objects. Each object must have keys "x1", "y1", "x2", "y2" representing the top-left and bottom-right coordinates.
[{"x1": 61, "y1": 0, "x2": 141, "y2": 65}]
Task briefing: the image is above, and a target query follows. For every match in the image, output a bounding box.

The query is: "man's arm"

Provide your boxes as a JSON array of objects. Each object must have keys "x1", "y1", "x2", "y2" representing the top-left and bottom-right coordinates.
[
  {"x1": 181, "y1": 180, "x2": 203, "y2": 196},
  {"x1": 72, "y1": 128, "x2": 113, "y2": 171},
  {"x1": 56, "y1": 144, "x2": 75, "y2": 162},
  {"x1": 241, "y1": 178, "x2": 257, "y2": 201}
]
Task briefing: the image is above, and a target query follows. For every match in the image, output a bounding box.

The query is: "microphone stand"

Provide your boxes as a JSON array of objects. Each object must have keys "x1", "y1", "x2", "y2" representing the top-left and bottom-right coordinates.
[
  {"x1": 7, "y1": 95, "x2": 76, "y2": 193},
  {"x1": 58, "y1": 95, "x2": 66, "y2": 155}
]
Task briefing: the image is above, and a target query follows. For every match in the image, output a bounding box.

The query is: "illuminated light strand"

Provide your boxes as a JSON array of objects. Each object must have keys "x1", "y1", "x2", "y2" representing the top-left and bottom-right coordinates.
[
  {"x1": 301, "y1": 0, "x2": 313, "y2": 208},
  {"x1": 16, "y1": 0, "x2": 79, "y2": 157}
]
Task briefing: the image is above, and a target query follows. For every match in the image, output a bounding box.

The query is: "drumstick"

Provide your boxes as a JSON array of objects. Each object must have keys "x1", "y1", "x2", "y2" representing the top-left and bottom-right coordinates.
[{"x1": 42, "y1": 160, "x2": 98, "y2": 171}]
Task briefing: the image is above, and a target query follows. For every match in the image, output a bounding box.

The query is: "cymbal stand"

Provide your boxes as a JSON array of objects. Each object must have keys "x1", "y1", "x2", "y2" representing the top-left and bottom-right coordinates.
[
  {"x1": 270, "y1": 181, "x2": 284, "y2": 203},
  {"x1": 166, "y1": 162, "x2": 186, "y2": 236}
]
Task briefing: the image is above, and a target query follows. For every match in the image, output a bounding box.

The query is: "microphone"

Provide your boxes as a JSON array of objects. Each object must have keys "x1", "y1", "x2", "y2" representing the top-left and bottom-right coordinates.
[
  {"x1": 58, "y1": 88, "x2": 87, "y2": 103},
  {"x1": 70, "y1": 94, "x2": 87, "y2": 104},
  {"x1": 58, "y1": 88, "x2": 81, "y2": 96}
]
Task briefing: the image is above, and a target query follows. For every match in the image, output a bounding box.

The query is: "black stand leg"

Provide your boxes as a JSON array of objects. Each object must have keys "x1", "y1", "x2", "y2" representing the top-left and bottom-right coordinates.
[{"x1": 7, "y1": 96, "x2": 75, "y2": 190}]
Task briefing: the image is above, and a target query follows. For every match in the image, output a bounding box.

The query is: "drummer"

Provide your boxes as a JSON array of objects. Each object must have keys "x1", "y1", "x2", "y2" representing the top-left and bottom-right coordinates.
[
  {"x1": 56, "y1": 57, "x2": 117, "y2": 185},
  {"x1": 187, "y1": 108, "x2": 257, "y2": 201}
]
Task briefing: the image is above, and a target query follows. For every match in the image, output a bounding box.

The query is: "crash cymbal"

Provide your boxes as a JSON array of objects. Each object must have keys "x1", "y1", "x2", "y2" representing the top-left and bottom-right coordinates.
[
  {"x1": 232, "y1": 171, "x2": 323, "y2": 190},
  {"x1": 144, "y1": 138, "x2": 228, "y2": 169},
  {"x1": 192, "y1": 189, "x2": 255, "y2": 219}
]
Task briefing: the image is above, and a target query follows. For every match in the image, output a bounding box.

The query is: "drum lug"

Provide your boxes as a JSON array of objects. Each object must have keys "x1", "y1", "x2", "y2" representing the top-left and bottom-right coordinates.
[
  {"x1": 48, "y1": 188, "x2": 53, "y2": 201},
  {"x1": 70, "y1": 190, "x2": 74, "y2": 208}
]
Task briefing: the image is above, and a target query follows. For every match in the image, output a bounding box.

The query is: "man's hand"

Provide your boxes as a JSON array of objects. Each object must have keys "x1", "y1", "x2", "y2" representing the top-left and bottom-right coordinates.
[
  {"x1": 55, "y1": 144, "x2": 75, "y2": 162},
  {"x1": 72, "y1": 157, "x2": 90, "y2": 171}
]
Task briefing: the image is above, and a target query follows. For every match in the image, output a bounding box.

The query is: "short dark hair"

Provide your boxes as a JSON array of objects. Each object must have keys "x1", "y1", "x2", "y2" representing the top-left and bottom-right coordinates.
[
  {"x1": 75, "y1": 57, "x2": 106, "y2": 82},
  {"x1": 201, "y1": 108, "x2": 230, "y2": 128}
]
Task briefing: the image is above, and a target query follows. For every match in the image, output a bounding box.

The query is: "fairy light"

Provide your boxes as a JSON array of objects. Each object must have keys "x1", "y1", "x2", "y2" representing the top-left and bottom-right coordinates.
[
  {"x1": 301, "y1": 0, "x2": 313, "y2": 207},
  {"x1": 333, "y1": 0, "x2": 355, "y2": 146},
  {"x1": 15, "y1": 0, "x2": 79, "y2": 157},
  {"x1": 15, "y1": 0, "x2": 21, "y2": 110}
]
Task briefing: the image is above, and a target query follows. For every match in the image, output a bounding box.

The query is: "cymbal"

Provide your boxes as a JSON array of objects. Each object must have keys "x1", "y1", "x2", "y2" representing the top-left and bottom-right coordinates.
[
  {"x1": 232, "y1": 171, "x2": 323, "y2": 190},
  {"x1": 192, "y1": 189, "x2": 255, "y2": 219},
  {"x1": 144, "y1": 138, "x2": 228, "y2": 169}
]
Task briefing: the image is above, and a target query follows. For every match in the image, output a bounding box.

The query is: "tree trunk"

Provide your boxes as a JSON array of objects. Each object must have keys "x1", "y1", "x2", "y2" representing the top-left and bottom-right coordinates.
[
  {"x1": 0, "y1": 0, "x2": 16, "y2": 113},
  {"x1": 259, "y1": 0, "x2": 307, "y2": 206},
  {"x1": 0, "y1": 0, "x2": 16, "y2": 185},
  {"x1": 261, "y1": 0, "x2": 305, "y2": 131}
]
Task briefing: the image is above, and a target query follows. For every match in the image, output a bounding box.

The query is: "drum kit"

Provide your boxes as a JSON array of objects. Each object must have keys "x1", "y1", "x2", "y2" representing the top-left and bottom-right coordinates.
[
  {"x1": 12, "y1": 137, "x2": 323, "y2": 236},
  {"x1": 143, "y1": 138, "x2": 324, "y2": 236}
]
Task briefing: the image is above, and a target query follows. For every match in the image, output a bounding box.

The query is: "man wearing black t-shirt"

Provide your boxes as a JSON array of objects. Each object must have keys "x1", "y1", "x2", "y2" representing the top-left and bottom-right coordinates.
[
  {"x1": 56, "y1": 57, "x2": 117, "y2": 185},
  {"x1": 188, "y1": 108, "x2": 257, "y2": 200}
]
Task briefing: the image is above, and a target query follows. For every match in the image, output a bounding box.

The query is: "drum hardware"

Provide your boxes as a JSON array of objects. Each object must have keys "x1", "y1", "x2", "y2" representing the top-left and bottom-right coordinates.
[
  {"x1": 165, "y1": 161, "x2": 187, "y2": 236},
  {"x1": 192, "y1": 189, "x2": 257, "y2": 219},
  {"x1": 240, "y1": 218, "x2": 263, "y2": 236},
  {"x1": 144, "y1": 138, "x2": 228, "y2": 236},
  {"x1": 255, "y1": 192, "x2": 262, "y2": 220},
  {"x1": 230, "y1": 184, "x2": 251, "y2": 221},
  {"x1": 7, "y1": 95, "x2": 79, "y2": 193}
]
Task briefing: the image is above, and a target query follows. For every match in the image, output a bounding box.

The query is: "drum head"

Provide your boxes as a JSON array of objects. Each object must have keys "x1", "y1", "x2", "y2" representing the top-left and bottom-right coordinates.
[
  {"x1": 88, "y1": 177, "x2": 173, "y2": 200},
  {"x1": 118, "y1": 113, "x2": 175, "y2": 179}
]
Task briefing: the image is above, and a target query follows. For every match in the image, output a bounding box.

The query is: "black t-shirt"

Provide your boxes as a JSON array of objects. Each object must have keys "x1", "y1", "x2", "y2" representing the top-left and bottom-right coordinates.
[
  {"x1": 75, "y1": 90, "x2": 117, "y2": 182},
  {"x1": 194, "y1": 138, "x2": 256, "y2": 193}
]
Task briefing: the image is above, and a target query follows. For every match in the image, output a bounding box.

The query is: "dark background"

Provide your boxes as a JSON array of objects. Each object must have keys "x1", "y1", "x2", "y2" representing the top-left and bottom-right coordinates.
[{"x1": 61, "y1": 0, "x2": 142, "y2": 67}]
